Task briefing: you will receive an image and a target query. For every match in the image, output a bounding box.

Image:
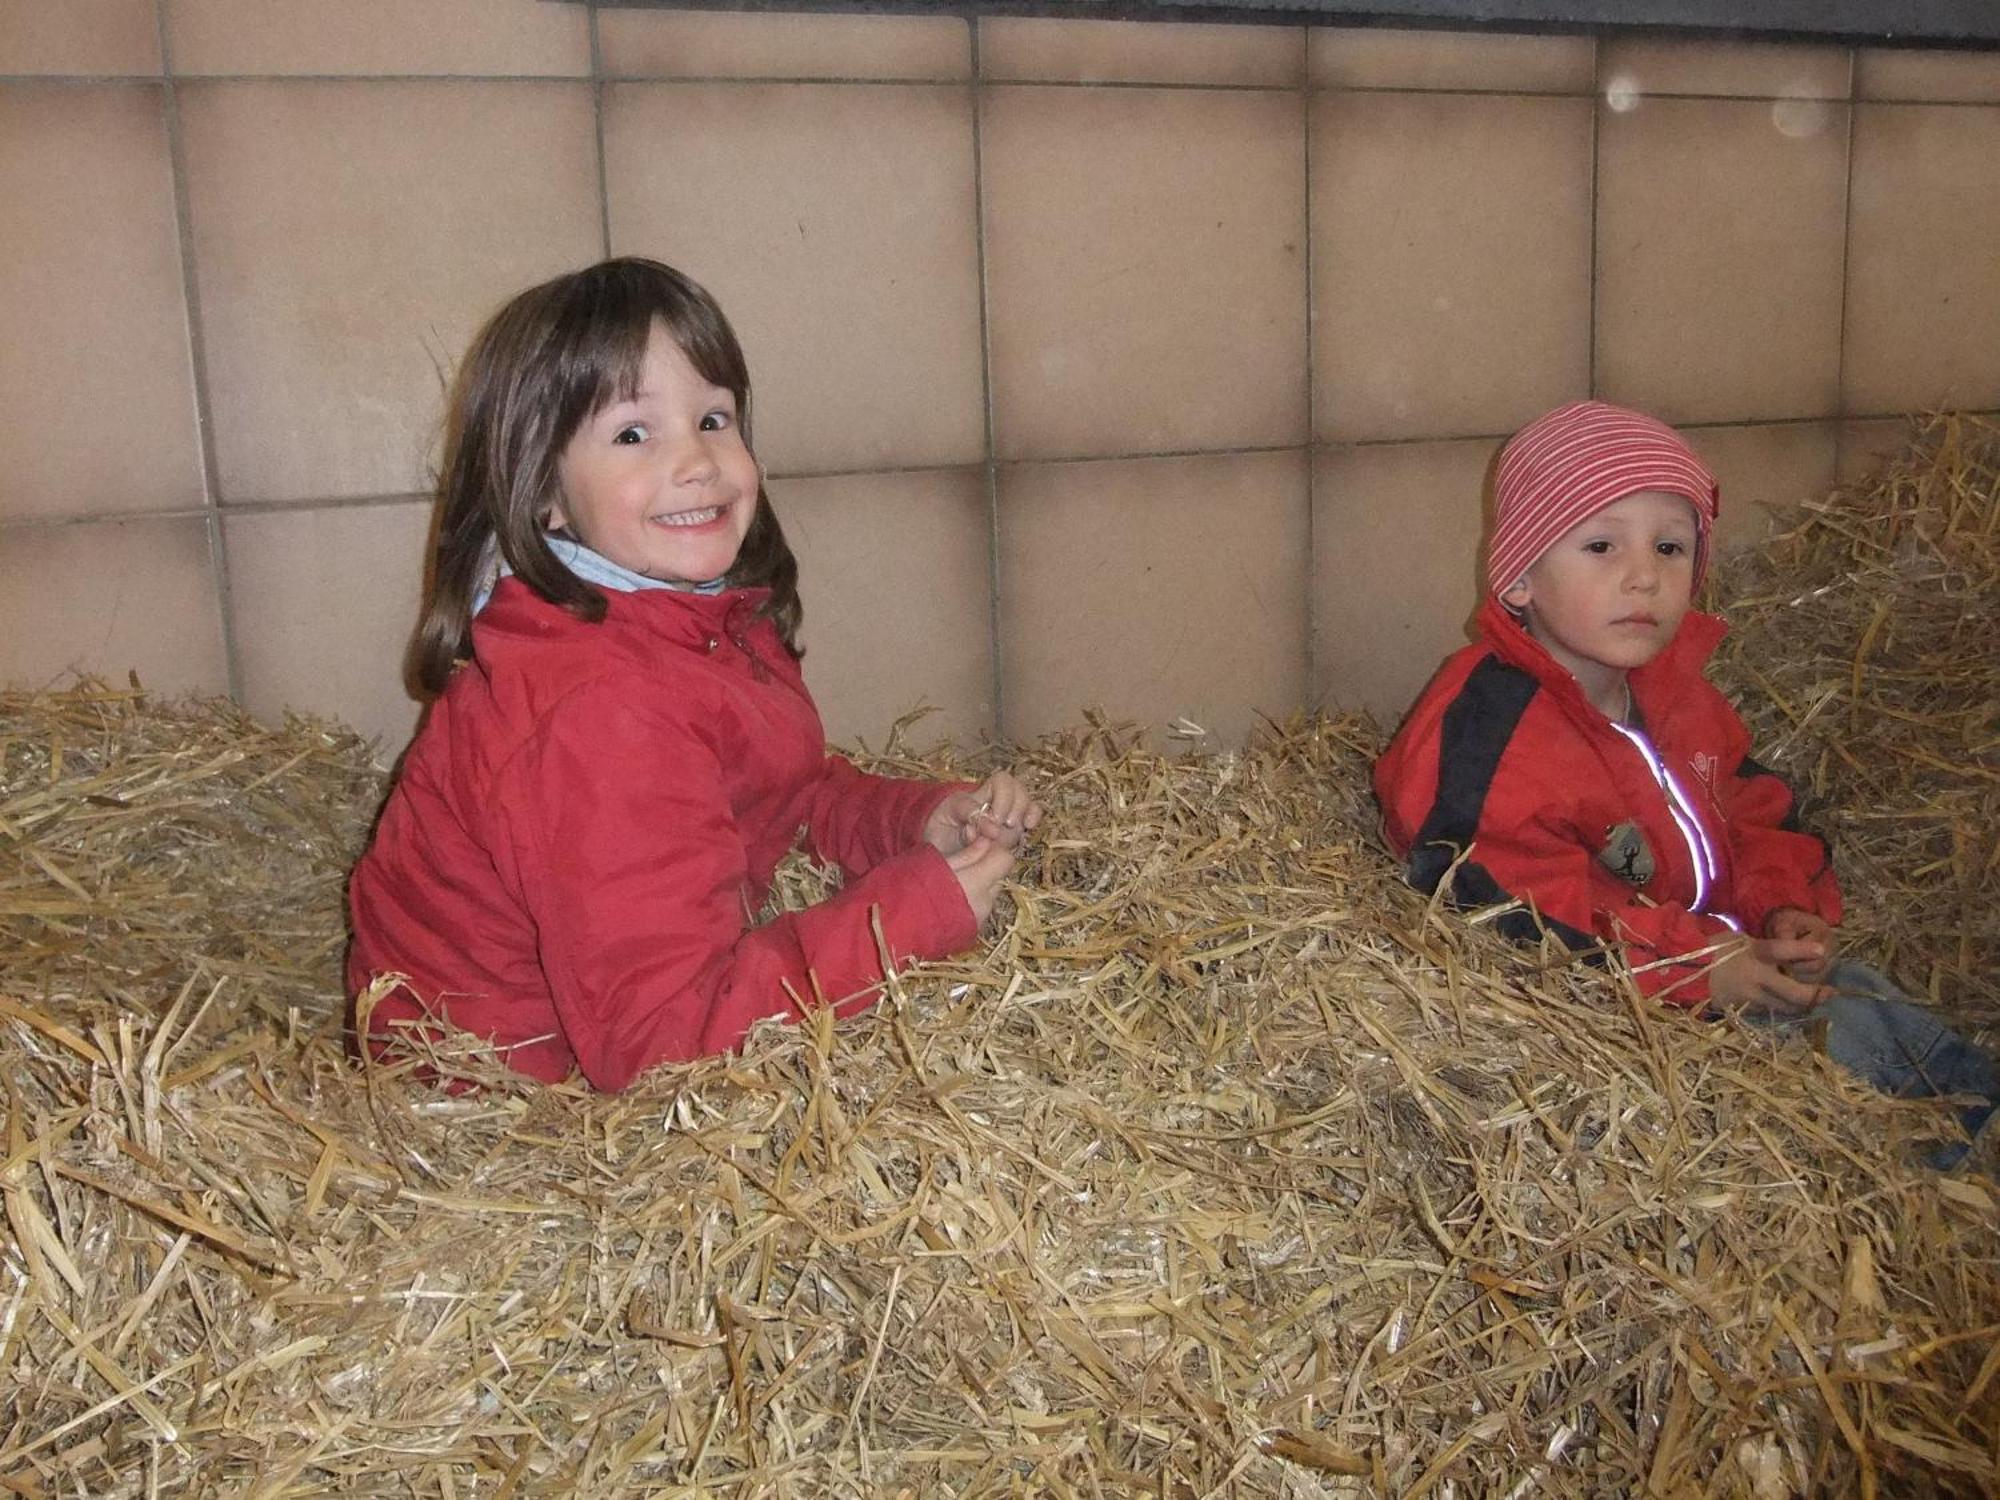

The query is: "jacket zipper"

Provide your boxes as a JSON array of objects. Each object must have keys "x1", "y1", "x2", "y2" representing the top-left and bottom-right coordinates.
[{"x1": 1607, "y1": 720, "x2": 1740, "y2": 929}]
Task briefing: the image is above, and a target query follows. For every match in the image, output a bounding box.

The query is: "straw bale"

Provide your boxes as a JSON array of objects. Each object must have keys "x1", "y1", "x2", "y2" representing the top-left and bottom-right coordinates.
[
  {"x1": 1, "y1": 419, "x2": 1996, "y2": 1495},
  {"x1": 1713, "y1": 412, "x2": 2000, "y2": 1008}
]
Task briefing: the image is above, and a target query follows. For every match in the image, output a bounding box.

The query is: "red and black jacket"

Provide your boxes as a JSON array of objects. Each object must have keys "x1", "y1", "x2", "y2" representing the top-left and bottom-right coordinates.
[{"x1": 1374, "y1": 597, "x2": 1839, "y2": 1006}]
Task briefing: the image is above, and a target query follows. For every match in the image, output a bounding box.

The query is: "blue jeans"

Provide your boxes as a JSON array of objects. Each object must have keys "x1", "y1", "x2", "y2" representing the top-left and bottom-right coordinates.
[{"x1": 1744, "y1": 959, "x2": 1999, "y2": 1169}]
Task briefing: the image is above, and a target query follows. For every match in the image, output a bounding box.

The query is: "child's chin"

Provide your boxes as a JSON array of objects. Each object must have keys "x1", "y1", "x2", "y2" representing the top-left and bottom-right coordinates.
[
  {"x1": 657, "y1": 543, "x2": 743, "y2": 582},
  {"x1": 1603, "y1": 626, "x2": 1676, "y2": 661}
]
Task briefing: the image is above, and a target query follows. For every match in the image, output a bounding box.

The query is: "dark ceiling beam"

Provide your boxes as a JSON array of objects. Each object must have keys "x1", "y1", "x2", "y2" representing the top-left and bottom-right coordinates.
[{"x1": 585, "y1": 0, "x2": 2000, "y2": 49}]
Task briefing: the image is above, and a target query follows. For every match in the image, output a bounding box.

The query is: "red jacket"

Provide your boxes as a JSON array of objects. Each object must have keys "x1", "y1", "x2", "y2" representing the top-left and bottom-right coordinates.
[
  {"x1": 347, "y1": 579, "x2": 976, "y2": 1089},
  {"x1": 1374, "y1": 598, "x2": 1839, "y2": 1006}
]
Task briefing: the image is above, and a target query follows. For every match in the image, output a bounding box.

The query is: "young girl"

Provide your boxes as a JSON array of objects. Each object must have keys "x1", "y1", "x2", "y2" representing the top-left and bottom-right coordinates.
[{"x1": 348, "y1": 257, "x2": 1040, "y2": 1091}]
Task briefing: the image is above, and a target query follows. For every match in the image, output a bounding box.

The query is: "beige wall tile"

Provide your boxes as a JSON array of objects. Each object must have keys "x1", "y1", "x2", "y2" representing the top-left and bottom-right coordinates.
[
  {"x1": 773, "y1": 469, "x2": 993, "y2": 750},
  {"x1": 1857, "y1": 48, "x2": 2000, "y2": 103},
  {"x1": 983, "y1": 86, "x2": 1305, "y2": 461},
  {"x1": 1596, "y1": 97, "x2": 1846, "y2": 423},
  {"x1": 600, "y1": 10, "x2": 968, "y2": 80},
  {"x1": 1686, "y1": 421, "x2": 1836, "y2": 559},
  {"x1": 997, "y1": 451, "x2": 1308, "y2": 747},
  {"x1": 1312, "y1": 92, "x2": 1590, "y2": 443},
  {"x1": 1598, "y1": 39, "x2": 1849, "y2": 100},
  {"x1": 0, "y1": 518, "x2": 226, "y2": 695},
  {"x1": 1310, "y1": 27, "x2": 1593, "y2": 93},
  {"x1": 980, "y1": 18, "x2": 1303, "y2": 86},
  {"x1": 223, "y1": 501, "x2": 430, "y2": 759},
  {"x1": 1845, "y1": 104, "x2": 2000, "y2": 416},
  {"x1": 606, "y1": 83, "x2": 983, "y2": 476},
  {"x1": 164, "y1": 0, "x2": 588, "y2": 76},
  {"x1": 0, "y1": 0, "x2": 160, "y2": 74},
  {"x1": 1835, "y1": 417, "x2": 1917, "y2": 485},
  {"x1": 181, "y1": 80, "x2": 600, "y2": 505},
  {"x1": 1313, "y1": 438, "x2": 1497, "y2": 721},
  {"x1": 0, "y1": 85, "x2": 202, "y2": 522}
]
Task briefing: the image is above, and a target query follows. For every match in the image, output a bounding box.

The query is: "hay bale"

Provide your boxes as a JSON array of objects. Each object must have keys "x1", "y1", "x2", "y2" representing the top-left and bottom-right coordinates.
[
  {"x1": 1714, "y1": 412, "x2": 2000, "y2": 1007},
  {"x1": 2, "y1": 422, "x2": 1996, "y2": 1495}
]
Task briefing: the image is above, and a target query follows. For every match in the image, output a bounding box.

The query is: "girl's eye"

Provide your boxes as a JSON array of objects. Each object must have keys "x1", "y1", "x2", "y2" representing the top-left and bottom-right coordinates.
[
  {"x1": 613, "y1": 424, "x2": 648, "y2": 445},
  {"x1": 1582, "y1": 540, "x2": 1613, "y2": 555},
  {"x1": 1657, "y1": 540, "x2": 1688, "y2": 557},
  {"x1": 700, "y1": 410, "x2": 732, "y2": 433}
]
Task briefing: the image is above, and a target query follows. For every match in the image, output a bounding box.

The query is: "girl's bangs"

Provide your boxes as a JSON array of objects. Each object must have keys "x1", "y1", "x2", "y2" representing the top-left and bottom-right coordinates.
[
  {"x1": 571, "y1": 303, "x2": 655, "y2": 420},
  {"x1": 525, "y1": 261, "x2": 754, "y2": 459},
  {"x1": 587, "y1": 275, "x2": 744, "y2": 412}
]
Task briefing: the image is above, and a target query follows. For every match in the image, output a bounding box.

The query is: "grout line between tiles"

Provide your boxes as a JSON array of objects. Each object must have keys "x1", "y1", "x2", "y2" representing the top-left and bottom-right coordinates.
[
  {"x1": 589, "y1": 5, "x2": 613, "y2": 257},
  {"x1": 1586, "y1": 35, "x2": 1601, "y2": 398},
  {"x1": 153, "y1": 0, "x2": 243, "y2": 702},
  {"x1": 973, "y1": 75, "x2": 1302, "y2": 94},
  {"x1": 991, "y1": 440, "x2": 1312, "y2": 466},
  {"x1": 968, "y1": 21, "x2": 1006, "y2": 741},
  {"x1": 1321, "y1": 83, "x2": 1860, "y2": 102},
  {"x1": 1673, "y1": 414, "x2": 1866, "y2": 433},
  {"x1": 1300, "y1": 70, "x2": 1318, "y2": 712},
  {"x1": 6, "y1": 71, "x2": 604, "y2": 85},
  {"x1": 1833, "y1": 53, "x2": 1859, "y2": 470},
  {"x1": 20, "y1": 73, "x2": 1953, "y2": 102},
  {"x1": 2, "y1": 496, "x2": 435, "y2": 533},
  {"x1": 13, "y1": 402, "x2": 1986, "y2": 541},
  {"x1": 0, "y1": 74, "x2": 169, "y2": 86}
]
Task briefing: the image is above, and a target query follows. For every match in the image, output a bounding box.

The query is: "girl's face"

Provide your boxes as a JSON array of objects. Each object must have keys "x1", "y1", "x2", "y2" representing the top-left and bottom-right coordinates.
[
  {"x1": 1501, "y1": 489, "x2": 1698, "y2": 710},
  {"x1": 548, "y1": 322, "x2": 758, "y2": 586}
]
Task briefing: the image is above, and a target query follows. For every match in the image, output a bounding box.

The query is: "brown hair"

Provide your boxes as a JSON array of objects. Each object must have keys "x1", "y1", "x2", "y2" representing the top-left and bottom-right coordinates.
[{"x1": 411, "y1": 258, "x2": 801, "y2": 696}]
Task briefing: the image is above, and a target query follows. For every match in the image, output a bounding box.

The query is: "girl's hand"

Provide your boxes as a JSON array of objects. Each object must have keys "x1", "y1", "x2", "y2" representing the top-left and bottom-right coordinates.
[
  {"x1": 946, "y1": 833, "x2": 1015, "y2": 928},
  {"x1": 924, "y1": 772, "x2": 1043, "y2": 857},
  {"x1": 1709, "y1": 936, "x2": 1832, "y2": 1018},
  {"x1": 1764, "y1": 907, "x2": 1836, "y2": 983}
]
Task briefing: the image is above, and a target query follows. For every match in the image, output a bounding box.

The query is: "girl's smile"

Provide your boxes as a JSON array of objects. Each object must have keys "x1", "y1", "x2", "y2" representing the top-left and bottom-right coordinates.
[
  {"x1": 546, "y1": 321, "x2": 759, "y2": 586},
  {"x1": 652, "y1": 504, "x2": 726, "y2": 527}
]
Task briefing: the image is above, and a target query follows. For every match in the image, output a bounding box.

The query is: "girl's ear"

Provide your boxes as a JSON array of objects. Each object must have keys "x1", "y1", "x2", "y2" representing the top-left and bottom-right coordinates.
[
  {"x1": 542, "y1": 496, "x2": 569, "y2": 532},
  {"x1": 1500, "y1": 575, "x2": 1533, "y2": 610}
]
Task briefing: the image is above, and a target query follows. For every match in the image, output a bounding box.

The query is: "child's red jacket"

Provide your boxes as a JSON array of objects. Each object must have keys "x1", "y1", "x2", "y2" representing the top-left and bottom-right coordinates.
[
  {"x1": 1373, "y1": 598, "x2": 1840, "y2": 1006},
  {"x1": 347, "y1": 580, "x2": 975, "y2": 1090}
]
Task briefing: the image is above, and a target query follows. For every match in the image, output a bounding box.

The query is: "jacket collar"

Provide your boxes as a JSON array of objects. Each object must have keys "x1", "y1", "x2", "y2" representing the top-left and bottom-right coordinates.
[
  {"x1": 483, "y1": 575, "x2": 775, "y2": 651},
  {"x1": 1474, "y1": 594, "x2": 1727, "y2": 719}
]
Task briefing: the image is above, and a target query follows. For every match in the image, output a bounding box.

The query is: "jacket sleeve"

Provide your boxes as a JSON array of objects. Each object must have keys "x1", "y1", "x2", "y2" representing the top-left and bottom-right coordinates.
[
  {"x1": 1421, "y1": 803, "x2": 1746, "y2": 1009},
  {"x1": 797, "y1": 755, "x2": 972, "y2": 878},
  {"x1": 1708, "y1": 692, "x2": 1842, "y2": 935},
  {"x1": 492, "y1": 687, "x2": 977, "y2": 1091}
]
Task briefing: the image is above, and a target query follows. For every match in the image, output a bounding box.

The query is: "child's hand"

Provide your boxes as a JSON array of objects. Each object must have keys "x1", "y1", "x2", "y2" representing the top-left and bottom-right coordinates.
[
  {"x1": 924, "y1": 772, "x2": 1043, "y2": 857},
  {"x1": 946, "y1": 833, "x2": 1015, "y2": 928},
  {"x1": 1763, "y1": 907, "x2": 1837, "y2": 983},
  {"x1": 1708, "y1": 936, "x2": 1832, "y2": 1018}
]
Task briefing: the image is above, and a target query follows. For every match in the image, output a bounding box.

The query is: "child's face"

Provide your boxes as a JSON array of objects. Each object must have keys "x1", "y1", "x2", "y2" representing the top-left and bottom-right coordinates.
[
  {"x1": 1500, "y1": 489, "x2": 1698, "y2": 697},
  {"x1": 548, "y1": 322, "x2": 758, "y2": 586}
]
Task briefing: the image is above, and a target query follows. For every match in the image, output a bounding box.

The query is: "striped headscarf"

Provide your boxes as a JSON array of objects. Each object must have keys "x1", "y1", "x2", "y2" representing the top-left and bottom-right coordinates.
[{"x1": 1488, "y1": 401, "x2": 1720, "y2": 595}]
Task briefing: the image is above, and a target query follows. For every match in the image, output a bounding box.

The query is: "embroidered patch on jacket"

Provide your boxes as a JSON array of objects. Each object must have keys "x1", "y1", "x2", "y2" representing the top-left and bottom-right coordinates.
[
  {"x1": 1689, "y1": 751, "x2": 1721, "y2": 795},
  {"x1": 1597, "y1": 821, "x2": 1656, "y2": 886}
]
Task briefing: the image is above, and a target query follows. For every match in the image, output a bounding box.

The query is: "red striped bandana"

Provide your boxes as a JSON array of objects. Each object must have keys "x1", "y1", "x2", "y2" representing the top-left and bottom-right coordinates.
[{"x1": 1488, "y1": 401, "x2": 1720, "y2": 595}]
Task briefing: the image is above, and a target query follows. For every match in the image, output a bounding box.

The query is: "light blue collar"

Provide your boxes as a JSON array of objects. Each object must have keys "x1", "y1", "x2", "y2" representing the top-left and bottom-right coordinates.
[{"x1": 473, "y1": 535, "x2": 727, "y2": 616}]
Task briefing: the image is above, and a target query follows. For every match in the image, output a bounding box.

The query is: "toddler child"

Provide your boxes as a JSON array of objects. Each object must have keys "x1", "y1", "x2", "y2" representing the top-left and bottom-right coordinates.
[
  {"x1": 348, "y1": 257, "x2": 1040, "y2": 1090},
  {"x1": 1374, "y1": 401, "x2": 1996, "y2": 1164}
]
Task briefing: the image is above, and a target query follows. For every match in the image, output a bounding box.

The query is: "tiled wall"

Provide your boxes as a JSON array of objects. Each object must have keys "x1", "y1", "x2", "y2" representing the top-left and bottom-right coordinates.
[{"x1": 5, "y1": 1, "x2": 2000, "y2": 760}]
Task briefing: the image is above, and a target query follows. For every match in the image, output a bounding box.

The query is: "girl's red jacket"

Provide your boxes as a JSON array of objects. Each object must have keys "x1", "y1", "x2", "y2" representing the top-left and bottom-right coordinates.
[
  {"x1": 347, "y1": 579, "x2": 975, "y2": 1090},
  {"x1": 1372, "y1": 598, "x2": 1840, "y2": 1007}
]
